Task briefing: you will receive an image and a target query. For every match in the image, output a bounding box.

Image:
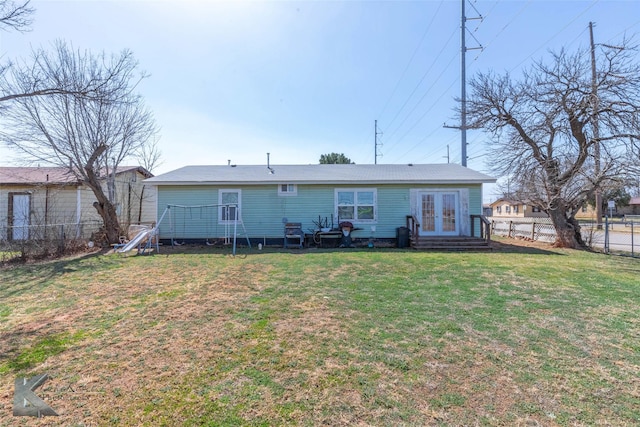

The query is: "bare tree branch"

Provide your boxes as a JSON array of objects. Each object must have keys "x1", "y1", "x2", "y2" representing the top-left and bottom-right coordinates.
[{"x1": 0, "y1": 0, "x2": 34, "y2": 32}]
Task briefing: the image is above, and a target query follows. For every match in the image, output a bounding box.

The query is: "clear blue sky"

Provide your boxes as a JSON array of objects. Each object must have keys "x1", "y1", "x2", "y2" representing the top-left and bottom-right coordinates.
[{"x1": 0, "y1": 0, "x2": 638, "y2": 200}]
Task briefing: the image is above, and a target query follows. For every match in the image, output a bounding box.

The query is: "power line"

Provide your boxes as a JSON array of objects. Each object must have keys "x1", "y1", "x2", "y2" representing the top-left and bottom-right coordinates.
[
  {"x1": 391, "y1": 0, "x2": 533, "y2": 165},
  {"x1": 375, "y1": 0, "x2": 629, "y2": 167},
  {"x1": 509, "y1": 0, "x2": 601, "y2": 72},
  {"x1": 384, "y1": 51, "x2": 459, "y2": 156},
  {"x1": 375, "y1": 0, "x2": 447, "y2": 121},
  {"x1": 382, "y1": 27, "x2": 459, "y2": 143},
  {"x1": 474, "y1": 0, "x2": 533, "y2": 59}
]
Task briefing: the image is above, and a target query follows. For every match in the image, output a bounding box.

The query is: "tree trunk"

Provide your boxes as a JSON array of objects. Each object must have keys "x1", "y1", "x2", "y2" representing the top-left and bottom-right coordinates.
[
  {"x1": 92, "y1": 198, "x2": 121, "y2": 245},
  {"x1": 548, "y1": 206, "x2": 585, "y2": 249},
  {"x1": 83, "y1": 144, "x2": 122, "y2": 245},
  {"x1": 88, "y1": 181, "x2": 122, "y2": 244},
  {"x1": 545, "y1": 162, "x2": 586, "y2": 249}
]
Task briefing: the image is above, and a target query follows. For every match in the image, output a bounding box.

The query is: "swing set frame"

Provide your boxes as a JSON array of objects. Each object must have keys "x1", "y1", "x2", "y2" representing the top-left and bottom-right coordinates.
[{"x1": 156, "y1": 203, "x2": 251, "y2": 256}]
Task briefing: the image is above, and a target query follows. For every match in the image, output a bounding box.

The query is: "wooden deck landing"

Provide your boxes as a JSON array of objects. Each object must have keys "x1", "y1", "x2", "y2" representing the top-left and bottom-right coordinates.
[{"x1": 410, "y1": 236, "x2": 492, "y2": 251}]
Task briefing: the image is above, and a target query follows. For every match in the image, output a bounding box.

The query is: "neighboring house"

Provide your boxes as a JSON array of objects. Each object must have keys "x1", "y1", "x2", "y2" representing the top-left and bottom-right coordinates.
[
  {"x1": 0, "y1": 166, "x2": 155, "y2": 241},
  {"x1": 489, "y1": 196, "x2": 640, "y2": 221},
  {"x1": 619, "y1": 197, "x2": 640, "y2": 216},
  {"x1": 575, "y1": 203, "x2": 598, "y2": 220},
  {"x1": 489, "y1": 198, "x2": 547, "y2": 218},
  {"x1": 576, "y1": 198, "x2": 640, "y2": 220},
  {"x1": 145, "y1": 163, "x2": 495, "y2": 243}
]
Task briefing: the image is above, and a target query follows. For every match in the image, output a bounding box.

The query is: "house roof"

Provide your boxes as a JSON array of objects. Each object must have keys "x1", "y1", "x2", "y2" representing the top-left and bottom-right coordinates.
[
  {"x1": 489, "y1": 198, "x2": 524, "y2": 207},
  {"x1": 0, "y1": 166, "x2": 153, "y2": 185},
  {"x1": 0, "y1": 167, "x2": 79, "y2": 185},
  {"x1": 145, "y1": 164, "x2": 496, "y2": 186},
  {"x1": 630, "y1": 197, "x2": 640, "y2": 205}
]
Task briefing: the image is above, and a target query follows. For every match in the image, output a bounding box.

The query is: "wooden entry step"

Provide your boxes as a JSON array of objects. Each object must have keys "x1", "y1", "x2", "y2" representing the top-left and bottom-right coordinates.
[{"x1": 410, "y1": 236, "x2": 491, "y2": 251}]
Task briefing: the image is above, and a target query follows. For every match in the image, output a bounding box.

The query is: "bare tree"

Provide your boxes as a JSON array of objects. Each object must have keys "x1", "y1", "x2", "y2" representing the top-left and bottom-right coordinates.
[
  {"x1": 0, "y1": 41, "x2": 158, "y2": 244},
  {"x1": 135, "y1": 137, "x2": 163, "y2": 173},
  {"x1": 467, "y1": 43, "x2": 640, "y2": 248},
  {"x1": 0, "y1": 0, "x2": 33, "y2": 32}
]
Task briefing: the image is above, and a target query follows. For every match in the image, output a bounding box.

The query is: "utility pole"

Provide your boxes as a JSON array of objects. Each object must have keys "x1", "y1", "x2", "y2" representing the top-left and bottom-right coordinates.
[
  {"x1": 374, "y1": 120, "x2": 383, "y2": 164},
  {"x1": 461, "y1": 0, "x2": 468, "y2": 167},
  {"x1": 443, "y1": 145, "x2": 450, "y2": 163},
  {"x1": 589, "y1": 22, "x2": 603, "y2": 229},
  {"x1": 445, "y1": 0, "x2": 482, "y2": 167}
]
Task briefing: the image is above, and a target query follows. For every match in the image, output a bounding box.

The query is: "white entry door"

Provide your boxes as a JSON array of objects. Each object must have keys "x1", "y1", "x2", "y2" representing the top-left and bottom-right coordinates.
[
  {"x1": 418, "y1": 191, "x2": 459, "y2": 236},
  {"x1": 11, "y1": 193, "x2": 31, "y2": 240}
]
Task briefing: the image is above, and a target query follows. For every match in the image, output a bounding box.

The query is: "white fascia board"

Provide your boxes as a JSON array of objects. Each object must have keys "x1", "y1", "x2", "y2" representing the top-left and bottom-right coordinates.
[{"x1": 151, "y1": 179, "x2": 496, "y2": 186}]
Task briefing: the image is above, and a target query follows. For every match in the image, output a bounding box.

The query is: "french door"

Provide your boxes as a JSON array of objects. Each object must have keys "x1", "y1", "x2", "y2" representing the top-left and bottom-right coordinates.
[{"x1": 418, "y1": 191, "x2": 459, "y2": 236}]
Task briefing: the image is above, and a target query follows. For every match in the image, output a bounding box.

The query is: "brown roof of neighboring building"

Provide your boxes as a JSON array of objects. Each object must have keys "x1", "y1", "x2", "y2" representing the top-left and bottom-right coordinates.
[
  {"x1": 0, "y1": 167, "x2": 79, "y2": 185},
  {"x1": 630, "y1": 197, "x2": 640, "y2": 205},
  {"x1": 0, "y1": 166, "x2": 152, "y2": 185}
]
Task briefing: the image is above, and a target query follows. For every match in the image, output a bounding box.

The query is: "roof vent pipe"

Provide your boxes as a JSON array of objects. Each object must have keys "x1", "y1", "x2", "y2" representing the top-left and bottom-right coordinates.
[{"x1": 267, "y1": 153, "x2": 275, "y2": 174}]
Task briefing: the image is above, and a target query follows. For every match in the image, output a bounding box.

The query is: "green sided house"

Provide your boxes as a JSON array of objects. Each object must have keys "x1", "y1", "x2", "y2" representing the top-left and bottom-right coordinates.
[{"x1": 145, "y1": 163, "x2": 496, "y2": 248}]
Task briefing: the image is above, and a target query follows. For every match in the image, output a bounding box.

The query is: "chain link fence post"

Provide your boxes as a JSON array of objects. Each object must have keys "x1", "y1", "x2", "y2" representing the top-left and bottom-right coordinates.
[
  {"x1": 604, "y1": 216, "x2": 609, "y2": 254},
  {"x1": 631, "y1": 221, "x2": 635, "y2": 258}
]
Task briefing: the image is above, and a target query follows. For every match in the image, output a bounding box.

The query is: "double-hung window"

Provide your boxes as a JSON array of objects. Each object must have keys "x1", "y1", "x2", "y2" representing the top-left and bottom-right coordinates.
[
  {"x1": 219, "y1": 189, "x2": 241, "y2": 222},
  {"x1": 335, "y1": 189, "x2": 376, "y2": 222},
  {"x1": 278, "y1": 184, "x2": 297, "y2": 196}
]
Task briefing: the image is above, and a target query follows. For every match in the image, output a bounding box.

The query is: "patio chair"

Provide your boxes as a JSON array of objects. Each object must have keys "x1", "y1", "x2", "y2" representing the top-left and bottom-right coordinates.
[{"x1": 284, "y1": 222, "x2": 304, "y2": 249}]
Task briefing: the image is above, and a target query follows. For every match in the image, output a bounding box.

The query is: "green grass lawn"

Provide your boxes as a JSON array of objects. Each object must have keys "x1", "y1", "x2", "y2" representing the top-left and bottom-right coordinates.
[{"x1": 1, "y1": 240, "x2": 639, "y2": 426}]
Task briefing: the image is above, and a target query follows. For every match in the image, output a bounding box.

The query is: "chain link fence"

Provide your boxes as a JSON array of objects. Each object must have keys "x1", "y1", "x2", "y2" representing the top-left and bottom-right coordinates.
[
  {"x1": 490, "y1": 217, "x2": 639, "y2": 258},
  {"x1": 0, "y1": 220, "x2": 102, "y2": 264},
  {"x1": 581, "y1": 219, "x2": 639, "y2": 257}
]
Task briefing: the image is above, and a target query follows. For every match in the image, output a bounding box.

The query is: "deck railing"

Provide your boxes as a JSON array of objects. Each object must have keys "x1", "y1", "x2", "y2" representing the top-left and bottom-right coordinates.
[
  {"x1": 406, "y1": 215, "x2": 420, "y2": 239},
  {"x1": 470, "y1": 215, "x2": 491, "y2": 243},
  {"x1": 407, "y1": 214, "x2": 491, "y2": 244}
]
